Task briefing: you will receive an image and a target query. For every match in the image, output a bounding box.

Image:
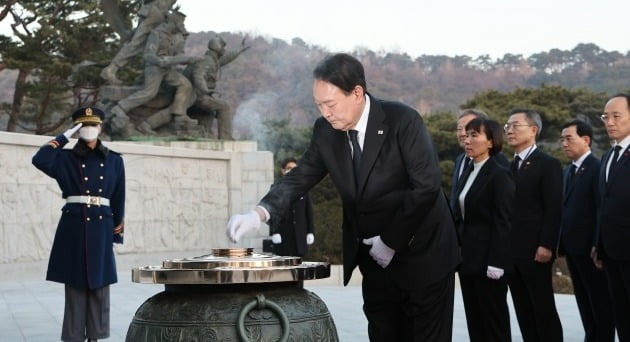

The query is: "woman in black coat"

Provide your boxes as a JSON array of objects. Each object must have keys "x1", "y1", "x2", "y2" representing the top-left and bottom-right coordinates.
[
  {"x1": 453, "y1": 118, "x2": 515, "y2": 342},
  {"x1": 269, "y1": 157, "x2": 315, "y2": 257}
]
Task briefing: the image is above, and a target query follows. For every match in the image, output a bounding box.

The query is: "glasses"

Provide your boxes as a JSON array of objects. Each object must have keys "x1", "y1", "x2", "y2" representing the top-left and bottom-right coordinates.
[
  {"x1": 600, "y1": 113, "x2": 625, "y2": 122},
  {"x1": 503, "y1": 123, "x2": 532, "y2": 132}
]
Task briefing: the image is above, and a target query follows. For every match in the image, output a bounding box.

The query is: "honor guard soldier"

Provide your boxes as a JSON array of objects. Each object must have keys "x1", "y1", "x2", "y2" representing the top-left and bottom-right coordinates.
[{"x1": 32, "y1": 107, "x2": 126, "y2": 342}]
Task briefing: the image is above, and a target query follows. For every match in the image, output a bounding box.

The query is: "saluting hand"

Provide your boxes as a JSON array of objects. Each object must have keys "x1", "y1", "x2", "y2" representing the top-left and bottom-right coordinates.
[{"x1": 63, "y1": 123, "x2": 82, "y2": 139}]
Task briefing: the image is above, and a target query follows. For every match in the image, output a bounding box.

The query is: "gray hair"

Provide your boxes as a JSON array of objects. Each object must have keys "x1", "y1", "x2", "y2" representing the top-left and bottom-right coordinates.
[{"x1": 509, "y1": 108, "x2": 543, "y2": 137}]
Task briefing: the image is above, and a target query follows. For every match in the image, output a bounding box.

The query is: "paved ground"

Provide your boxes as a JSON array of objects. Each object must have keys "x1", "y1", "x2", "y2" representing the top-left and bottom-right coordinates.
[{"x1": 0, "y1": 253, "x2": 602, "y2": 341}]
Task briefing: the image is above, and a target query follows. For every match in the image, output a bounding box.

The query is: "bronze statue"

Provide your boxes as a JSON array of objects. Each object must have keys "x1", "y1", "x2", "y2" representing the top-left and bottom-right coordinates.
[
  {"x1": 184, "y1": 35, "x2": 249, "y2": 140},
  {"x1": 98, "y1": 1, "x2": 249, "y2": 139},
  {"x1": 100, "y1": 0, "x2": 177, "y2": 86},
  {"x1": 108, "y1": 11, "x2": 200, "y2": 137}
]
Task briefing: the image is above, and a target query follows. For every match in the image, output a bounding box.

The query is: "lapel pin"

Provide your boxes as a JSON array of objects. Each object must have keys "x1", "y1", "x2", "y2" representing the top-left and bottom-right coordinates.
[{"x1": 377, "y1": 130, "x2": 383, "y2": 135}]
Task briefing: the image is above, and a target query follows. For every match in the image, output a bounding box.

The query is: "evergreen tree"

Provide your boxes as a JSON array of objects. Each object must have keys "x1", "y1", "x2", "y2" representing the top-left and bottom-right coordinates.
[{"x1": 0, "y1": 0, "x2": 131, "y2": 133}]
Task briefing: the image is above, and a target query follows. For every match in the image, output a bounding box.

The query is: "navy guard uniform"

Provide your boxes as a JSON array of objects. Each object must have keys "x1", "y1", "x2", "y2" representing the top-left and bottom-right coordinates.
[{"x1": 32, "y1": 107, "x2": 125, "y2": 342}]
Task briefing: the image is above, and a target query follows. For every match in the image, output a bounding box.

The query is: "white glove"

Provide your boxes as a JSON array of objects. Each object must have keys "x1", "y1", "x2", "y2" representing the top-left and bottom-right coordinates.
[
  {"x1": 63, "y1": 123, "x2": 82, "y2": 139},
  {"x1": 362, "y1": 236, "x2": 395, "y2": 268},
  {"x1": 271, "y1": 233, "x2": 282, "y2": 244},
  {"x1": 306, "y1": 233, "x2": 314, "y2": 245},
  {"x1": 226, "y1": 210, "x2": 261, "y2": 243},
  {"x1": 486, "y1": 265, "x2": 504, "y2": 280}
]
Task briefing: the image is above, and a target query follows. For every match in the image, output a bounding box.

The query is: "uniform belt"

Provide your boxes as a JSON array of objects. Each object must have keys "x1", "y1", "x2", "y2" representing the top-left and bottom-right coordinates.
[{"x1": 66, "y1": 195, "x2": 110, "y2": 206}]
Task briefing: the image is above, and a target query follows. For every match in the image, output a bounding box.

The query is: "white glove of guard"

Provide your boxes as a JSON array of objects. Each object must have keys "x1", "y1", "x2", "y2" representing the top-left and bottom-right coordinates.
[
  {"x1": 226, "y1": 210, "x2": 261, "y2": 243},
  {"x1": 306, "y1": 233, "x2": 314, "y2": 245},
  {"x1": 486, "y1": 265, "x2": 505, "y2": 280},
  {"x1": 63, "y1": 123, "x2": 82, "y2": 139},
  {"x1": 362, "y1": 236, "x2": 395, "y2": 268},
  {"x1": 271, "y1": 233, "x2": 282, "y2": 244}
]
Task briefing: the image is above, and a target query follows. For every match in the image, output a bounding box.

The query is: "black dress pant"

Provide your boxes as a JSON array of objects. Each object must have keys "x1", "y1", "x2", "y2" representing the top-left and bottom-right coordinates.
[
  {"x1": 359, "y1": 253, "x2": 455, "y2": 342},
  {"x1": 566, "y1": 254, "x2": 615, "y2": 342},
  {"x1": 602, "y1": 256, "x2": 630, "y2": 341},
  {"x1": 460, "y1": 273, "x2": 511, "y2": 342},
  {"x1": 507, "y1": 260, "x2": 563, "y2": 342}
]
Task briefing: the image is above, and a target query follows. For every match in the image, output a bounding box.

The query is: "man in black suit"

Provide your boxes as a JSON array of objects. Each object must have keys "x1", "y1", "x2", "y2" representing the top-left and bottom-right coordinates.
[
  {"x1": 269, "y1": 157, "x2": 315, "y2": 257},
  {"x1": 505, "y1": 108, "x2": 563, "y2": 341},
  {"x1": 226, "y1": 53, "x2": 460, "y2": 341},
  {"x1": 593, "y1": 93, "x2": 630, "y2": 341},
  {"x1": 559, "y1": 119, "x2": 614, "y2": 342}
]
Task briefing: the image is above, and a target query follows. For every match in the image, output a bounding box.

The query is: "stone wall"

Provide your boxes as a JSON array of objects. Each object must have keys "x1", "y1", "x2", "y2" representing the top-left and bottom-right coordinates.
[{"x1": 0, "y1": 131, "x2": 274, "y2": 264}]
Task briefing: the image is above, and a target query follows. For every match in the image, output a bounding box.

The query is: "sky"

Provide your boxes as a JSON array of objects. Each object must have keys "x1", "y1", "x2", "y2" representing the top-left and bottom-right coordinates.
[
  {"x1": 175, "y1": 0, "x2": 629, "y2": 59},
  {"x1": 0, "y1": 0, "x2": 627, "y2": 59}
]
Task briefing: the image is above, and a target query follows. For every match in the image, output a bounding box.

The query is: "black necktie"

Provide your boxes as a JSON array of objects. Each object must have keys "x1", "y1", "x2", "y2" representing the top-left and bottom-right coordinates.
[
  {"x1": 511, "y1": 155, "x2": 522, "y2": 175},
  {"x1": 456, "y1": 162, "x2": 474, "y2": 195},
  {"x1": 459, "y1": 157, "x2": 471, "y2": 181},
  {"x1": 453, "y1": 162, "x2": 474, "y2": 222},
  {"x1": 349, "y1": 130, "x2": 362, "y2": 183},
  {"x1": 566, "y1": 164, "x2": 577, "y2": 193},
  {"x1": 608, "y1": 145, "x2": 622, "y2": 181}
]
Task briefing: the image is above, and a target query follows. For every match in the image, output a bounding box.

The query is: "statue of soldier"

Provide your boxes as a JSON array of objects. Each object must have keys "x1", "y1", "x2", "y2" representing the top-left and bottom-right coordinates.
[
  {"x1": 184, "y1": 35, "x2": 249, "y2": 139},
  {"x1": 100, "y1": 0, "x2": 177, "y2": 85},
  {"x1": 108, "y1": 11, "x2": 200, "y2": 137}
]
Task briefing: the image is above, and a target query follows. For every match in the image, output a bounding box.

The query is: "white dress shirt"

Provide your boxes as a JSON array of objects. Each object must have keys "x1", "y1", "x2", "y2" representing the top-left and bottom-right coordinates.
[
  {"x1": 347, "y1": 94, "x2": 371, "y2": 153},
  {"x1": 606, "y1": 135, "x2": 630, "y2": 181}
]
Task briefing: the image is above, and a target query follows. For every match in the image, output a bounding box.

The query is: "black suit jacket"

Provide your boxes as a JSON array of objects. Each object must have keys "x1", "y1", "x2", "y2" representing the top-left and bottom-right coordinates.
[
  {"x1": 597, "y1": 145, "x2": 630, "y2": 260},
  {"x1": 509, "y1": 148, "x2": 563, "y2": 261},
  {"x1": 450, "y1": 152, "x2": 508, "y2": 210},
  {"x1": 269, "y1": 193, "x2": 314, "y2": 257},
  {"x1": 559, "y1": 154, "x2": 600, "y2": 256},
  {"x1": 260, "y1": 95, "x2": 460, "y2": 287},
  {"x1": 457, "y1": 157, "x2": 514, "y2": 274}
]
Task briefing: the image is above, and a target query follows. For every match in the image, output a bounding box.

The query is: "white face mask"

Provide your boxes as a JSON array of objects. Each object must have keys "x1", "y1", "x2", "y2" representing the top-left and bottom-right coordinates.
[{"x1": 79, "y1": 126, "x2": 100, "y2": 141}]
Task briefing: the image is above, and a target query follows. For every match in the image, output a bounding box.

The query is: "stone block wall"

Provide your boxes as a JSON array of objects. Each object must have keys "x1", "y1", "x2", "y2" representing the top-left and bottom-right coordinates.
[{"x1": 0, "y1": 132, "x2": 273, "y2": 264}]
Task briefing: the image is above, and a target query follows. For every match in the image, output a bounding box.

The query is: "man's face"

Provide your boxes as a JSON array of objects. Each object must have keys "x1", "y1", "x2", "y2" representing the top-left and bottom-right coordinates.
[
  {"x1": 313, "y1": 79, "x2": 364, "y2": 131},
  {"x1": 505, "y1": 113, "x2": 537, "y2": 152},
  {"x1": 602, "y1": 97, "x2": 630, "y2": 142},
  {"x1": 561, "y1": 125, "x2": 590, "y2": 161},
  {"x1": 456, "y1": 114, "x2": 476, "y2": 149}
]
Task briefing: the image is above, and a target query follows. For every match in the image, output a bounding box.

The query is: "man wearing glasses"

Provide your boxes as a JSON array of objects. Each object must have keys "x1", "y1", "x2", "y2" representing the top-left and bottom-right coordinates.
[
  {"x1": 593, "y1": 93, "x2": 630, "y2": 341},
  {"x1": 504, "y1": 109, "x2": 563, "y2": 341}
]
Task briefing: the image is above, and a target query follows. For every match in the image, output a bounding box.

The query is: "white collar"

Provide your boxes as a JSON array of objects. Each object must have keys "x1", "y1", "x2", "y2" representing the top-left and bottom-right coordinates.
[
  {"x1": 515, "y1": 144, "x2": 537, "y2": 161},
  {"x1": 352, "y1": 94, "x2": 370, "y2": 135},
  {"x1": 473, "y1": 156, "x2": 490, "y2": 169},
  {"x1": 614, "y1": 135, "x2": 630, "y2": 152},
  {"x1": 572, "y1": 150, "x2": 591, "y2": 169}
]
